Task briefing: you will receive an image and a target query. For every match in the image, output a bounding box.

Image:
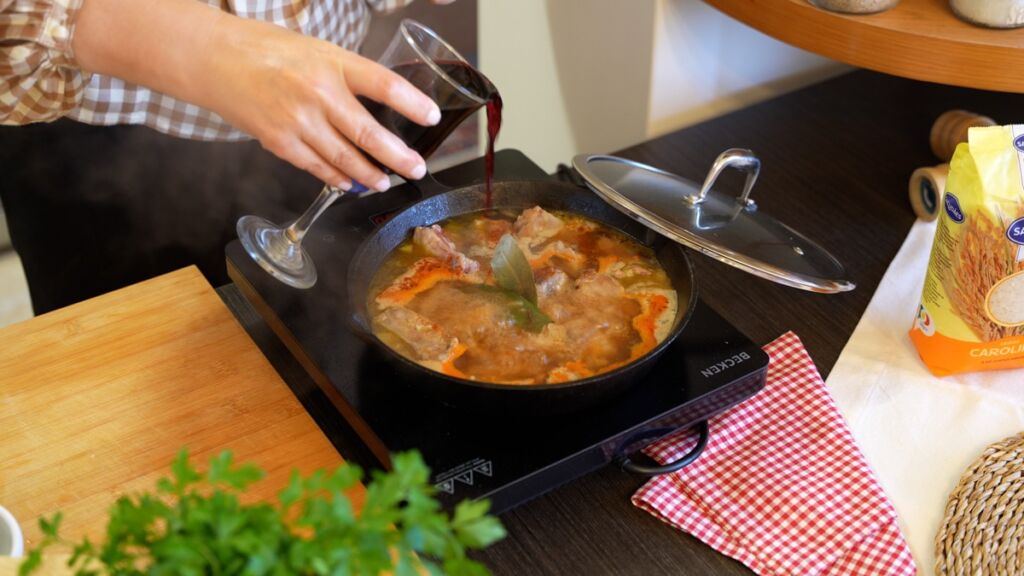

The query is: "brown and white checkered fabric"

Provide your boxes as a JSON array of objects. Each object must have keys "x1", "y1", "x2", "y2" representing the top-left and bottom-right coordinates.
[{"x1": 0, "y1": 0, "x2": 409, "y2": 141}]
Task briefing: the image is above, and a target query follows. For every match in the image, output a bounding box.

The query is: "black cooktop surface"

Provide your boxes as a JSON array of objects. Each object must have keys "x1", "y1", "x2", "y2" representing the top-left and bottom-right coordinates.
[{"x1": 226, "y1": 150, "x2": 768, "y2": 512}]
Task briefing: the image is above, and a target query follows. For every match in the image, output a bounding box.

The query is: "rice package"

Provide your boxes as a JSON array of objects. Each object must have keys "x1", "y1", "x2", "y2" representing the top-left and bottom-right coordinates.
[{"x1": 911, "y1": 125, "x2": 1024, "y2": 376}]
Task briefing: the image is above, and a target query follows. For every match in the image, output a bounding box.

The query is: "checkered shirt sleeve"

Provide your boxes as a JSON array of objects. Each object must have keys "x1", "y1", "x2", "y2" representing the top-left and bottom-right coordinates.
[
  {"x1": 2, "y1": 0, "x2": 414, "y2": 141},
  {"x1": 0, "y1": 0, "x2": 88, "y2": 124}
]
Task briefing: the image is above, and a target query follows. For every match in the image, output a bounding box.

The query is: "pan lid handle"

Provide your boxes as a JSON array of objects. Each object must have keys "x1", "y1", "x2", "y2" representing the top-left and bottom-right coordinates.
[
  {"x1": 690, "y1": 148, "x2": 760, "y2": 208},
  {"x1": 571, "y1": 152, "x2": 855, "y2": 294}
]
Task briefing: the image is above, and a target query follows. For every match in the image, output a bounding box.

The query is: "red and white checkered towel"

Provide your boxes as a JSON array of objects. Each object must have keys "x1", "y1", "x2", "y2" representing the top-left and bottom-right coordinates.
[{"x1": 632, "y1": 332, "x2": 916, "y2": 576}]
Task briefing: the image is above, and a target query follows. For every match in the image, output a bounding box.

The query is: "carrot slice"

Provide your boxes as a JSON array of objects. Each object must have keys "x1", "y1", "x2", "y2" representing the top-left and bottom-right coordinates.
[
  {"x1": 547, "y1": 361, "x2": 594, "y2": 383},
  {"x1": 628, "y1": 292, "x2": 670, "y2": 359},
  {"x1": 528, "y1": 245, "x2": 587, "y2": 268},
  {"x1": 439, "y1": 342, "x2": 469, "y2": 379},
  {"x1": 597, "y1": 255, "x2": 619, "y2": 274},
  {"x1": 375, "y1": 258, "x2": 468, "y2": 307}
]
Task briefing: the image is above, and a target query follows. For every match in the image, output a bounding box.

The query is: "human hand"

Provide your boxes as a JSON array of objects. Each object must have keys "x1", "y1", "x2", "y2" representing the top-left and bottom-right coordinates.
[{"x1": 198, "y1": 14, "x2": 441, "y2": 192}]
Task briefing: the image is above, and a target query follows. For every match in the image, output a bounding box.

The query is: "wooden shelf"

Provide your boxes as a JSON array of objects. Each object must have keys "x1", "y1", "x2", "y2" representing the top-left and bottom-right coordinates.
[{"x1": 706, "y1": 0, "x2": 1024, "y2": 93}]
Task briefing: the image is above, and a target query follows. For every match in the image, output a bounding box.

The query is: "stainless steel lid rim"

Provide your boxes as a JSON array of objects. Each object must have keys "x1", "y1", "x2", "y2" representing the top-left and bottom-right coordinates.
[{"x1": 572, "y1": 153, "x2": 855, "y2": 294}]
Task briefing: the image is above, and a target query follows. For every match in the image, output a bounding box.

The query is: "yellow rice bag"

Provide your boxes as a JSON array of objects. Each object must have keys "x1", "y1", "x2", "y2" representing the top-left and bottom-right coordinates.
[{"x1": 911, "y1": 125, "x2": 1024, "y2": 376}]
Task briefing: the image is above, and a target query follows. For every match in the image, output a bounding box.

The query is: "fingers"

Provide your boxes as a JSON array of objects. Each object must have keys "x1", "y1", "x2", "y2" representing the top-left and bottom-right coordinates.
[
  {"x1": 302, "y1": 123, "x2": 393, "y2": 192},
  {"x1": 326, "y1": 88, "x2": 427, "y2": 183},
  {"x1": 263, "y1": 135, "x2": 352, "y2": 191},
  {"x1": 249, "y1": 43, "x2": 440, "y2": 188},
  {"x1": 344, "y1": 55, "x2": 441, "y2": 128}
]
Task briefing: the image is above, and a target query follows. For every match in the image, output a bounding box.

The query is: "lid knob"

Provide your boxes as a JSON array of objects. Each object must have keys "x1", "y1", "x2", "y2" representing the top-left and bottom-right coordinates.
[{"x1": 690, "y1": 148, "x2": 761, "y2": 208}]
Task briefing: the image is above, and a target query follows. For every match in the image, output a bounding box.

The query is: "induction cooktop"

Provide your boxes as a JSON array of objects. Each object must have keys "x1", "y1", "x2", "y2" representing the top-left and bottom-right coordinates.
[{"x1": 226, "y1": 150, "x2": 768, "y2": 513}]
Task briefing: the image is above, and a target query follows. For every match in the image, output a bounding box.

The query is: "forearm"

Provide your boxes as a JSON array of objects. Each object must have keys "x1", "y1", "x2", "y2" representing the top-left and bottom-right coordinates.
[{"x1": 71, "y1": 0, "x2": 232, "y2": 114}]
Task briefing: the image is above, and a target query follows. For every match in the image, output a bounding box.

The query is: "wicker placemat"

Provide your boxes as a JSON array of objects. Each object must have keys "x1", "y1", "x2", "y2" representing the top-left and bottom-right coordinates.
[{"x1": 935, "y1": 431, "x2": 1024, "y2": 576}]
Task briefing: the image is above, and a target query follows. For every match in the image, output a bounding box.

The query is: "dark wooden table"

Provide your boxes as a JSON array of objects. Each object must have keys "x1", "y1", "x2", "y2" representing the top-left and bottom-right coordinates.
[{"x1": 221, "y1": 70, "x2": 1024, "y2": 575}]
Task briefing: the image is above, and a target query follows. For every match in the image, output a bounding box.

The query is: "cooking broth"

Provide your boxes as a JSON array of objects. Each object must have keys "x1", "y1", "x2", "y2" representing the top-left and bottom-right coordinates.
[{"x1": 368, "y1": 207, "x2": 677, "y2": 384}]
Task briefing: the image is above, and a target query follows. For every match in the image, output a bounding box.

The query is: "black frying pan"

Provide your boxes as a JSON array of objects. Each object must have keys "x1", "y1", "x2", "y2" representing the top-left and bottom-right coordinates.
[{"x1": 347, "y1": 178, "x2": 697, "y2": 414}]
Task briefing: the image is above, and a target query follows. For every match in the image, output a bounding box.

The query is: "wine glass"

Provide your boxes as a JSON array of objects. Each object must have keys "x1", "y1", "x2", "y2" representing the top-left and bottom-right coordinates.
[{"x1": 237, "y1": 19, "x2": 494, "y2": 289}]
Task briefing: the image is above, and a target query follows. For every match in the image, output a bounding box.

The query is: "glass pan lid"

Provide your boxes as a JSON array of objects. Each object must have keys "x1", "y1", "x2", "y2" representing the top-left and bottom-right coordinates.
[{"x1": 572, "y1": 152, "x2": 855, "y2": 294}]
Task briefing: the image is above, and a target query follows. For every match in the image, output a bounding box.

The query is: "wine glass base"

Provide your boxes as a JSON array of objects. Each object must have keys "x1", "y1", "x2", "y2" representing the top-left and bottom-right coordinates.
[{"x1": 236, "y1": 215, "x2": 317, "y2": 289}]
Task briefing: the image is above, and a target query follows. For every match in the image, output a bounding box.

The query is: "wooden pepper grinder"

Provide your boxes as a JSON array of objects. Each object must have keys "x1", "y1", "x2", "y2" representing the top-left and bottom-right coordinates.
[{"x1": 909, "y1": 110, "x2": 996, "y2": 221}]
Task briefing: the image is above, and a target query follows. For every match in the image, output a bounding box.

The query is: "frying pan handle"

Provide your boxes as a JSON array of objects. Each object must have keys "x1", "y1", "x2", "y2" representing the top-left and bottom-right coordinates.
[
  {"x1": 407, "y1": 172, "x2": 454, "y2": 199},
  {"x1": 556, "y1": 163, "x2": 589, "y2": 189},
  {"x1": 619, "y1": 421, "x2": 709, "y2": 477}
]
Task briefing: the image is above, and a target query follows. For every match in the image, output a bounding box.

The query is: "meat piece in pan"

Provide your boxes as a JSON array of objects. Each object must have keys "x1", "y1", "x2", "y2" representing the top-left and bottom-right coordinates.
[
  {"x1": 513, "y1": 206, "x2": 564, "y2": 247},
  {"x1": 413, "y1": 225, "x2": 480, "y2": 273},
  {"x1": 575, "y1": 270, "x2": 625, "y2": 299},
  {"x1": 535, "y1": 266, "x2": 571, "y2": 300},
  {"x1": 375, "y1": 306, "x2": 459, "y2": 362}
]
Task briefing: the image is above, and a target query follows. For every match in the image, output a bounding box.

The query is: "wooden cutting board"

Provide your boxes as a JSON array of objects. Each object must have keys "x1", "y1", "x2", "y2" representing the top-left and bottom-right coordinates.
[{"x1": 0, "y1": 267, "x2": 352, "y2": 561}]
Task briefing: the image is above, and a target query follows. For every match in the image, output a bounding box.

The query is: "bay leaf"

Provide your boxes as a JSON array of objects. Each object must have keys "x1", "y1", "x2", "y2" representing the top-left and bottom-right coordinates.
[
  {"x1": 503, "y1": 294, "x2": 552, "y2": 333},
  {"x1": 491, "y1": 234, "x2": 538, "y2": 304}
]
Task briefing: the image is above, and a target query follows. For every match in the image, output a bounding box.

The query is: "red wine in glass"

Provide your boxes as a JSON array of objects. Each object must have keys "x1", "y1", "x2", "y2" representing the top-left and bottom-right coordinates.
[{"x1": 360, "y1": 60, "x2": 502, "y2": 205}]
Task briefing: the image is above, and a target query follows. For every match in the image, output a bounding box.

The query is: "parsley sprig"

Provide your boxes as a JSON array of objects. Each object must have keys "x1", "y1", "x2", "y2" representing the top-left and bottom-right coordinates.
[{"x1": 20, "y1": 450, "x2": 505, "y2": 576}]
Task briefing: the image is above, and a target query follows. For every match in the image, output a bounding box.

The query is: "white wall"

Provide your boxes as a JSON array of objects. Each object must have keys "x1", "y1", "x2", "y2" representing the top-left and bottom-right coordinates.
[
  {"x1": 479, "y1": 0, "x2": 847, "y2": 172},
  {"x1": 477, "y1": 0, "x2": 578, "y2": 173},
  {"x1": 545, "y1": 0, "x2": 658, "y2": 162},
  {"x1": 647, "y1": 0, "x2": 845, "y2": 137}
]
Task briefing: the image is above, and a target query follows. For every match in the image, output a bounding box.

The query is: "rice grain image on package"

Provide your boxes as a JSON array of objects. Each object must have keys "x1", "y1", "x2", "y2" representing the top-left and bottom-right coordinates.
[{"x1": 911, "y1": 125, "x2": 1024, "y2": 376}]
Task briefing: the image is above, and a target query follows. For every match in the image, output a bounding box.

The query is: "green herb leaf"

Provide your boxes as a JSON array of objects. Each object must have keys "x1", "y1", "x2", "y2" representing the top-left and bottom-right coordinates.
[
  {"x1": 38, "y1": 511, "x2": 61, "y2": 538},
  {"x1": 278, "y1": 471, "x2": 303, "y2": 510},
  {"x1": 446, "y1": 557, "x2": 494, "y2": 576},
  {"x1": 455, "y1": 515, "x2": 507, "y2": 549},
  {"x1": 453, "y1": 501, "x2": 507, "y2": 548},
  {"x1": 156, "y1": 477, "x2": 175, "y2": 494},
  {"x1": 491, "y1": 234, "x2": 538, "y2": 304},
  {"x1": 20, "y1": 450, "x2": 505, "y2": 576},
  {"x1": 392, "y1": 451, "x2": 430, "y2": 487},
  {"x1": 395, "y1": 551, "x2": 420, "y2": 576},
  {"x1": 208, "y1": 451, "x2": 264, "y2": 490},
  {"x1": 69, "y1": 539, "x2": 95, "y2": 566},
  {"x1": 452, "y1": 499, "x2": 490, "y2": 524},
  {"x1": 504, "y1": 293, "x2": 551, "y2": 333},
  {"x1": 324, "y1": 463, "x2": 362, "y2": 493},
  {"x1": 169, "y1": 448, "x2": 200, "y2": 494},
  {"x1": 18, "y1": 549, "x2": 42, "y2": 576}
]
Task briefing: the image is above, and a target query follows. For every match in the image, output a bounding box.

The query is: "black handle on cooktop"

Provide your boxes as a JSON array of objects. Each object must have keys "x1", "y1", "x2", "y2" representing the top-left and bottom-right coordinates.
[
  {"x1": 618, "y1": 421, "x2": 710, "y2": 477},
  {"x1": 555, "y1": 163, "x2": 589, "y2": 189},
  {"x1": 408, "y1": 172, "x2": 455, "y2": 199}
]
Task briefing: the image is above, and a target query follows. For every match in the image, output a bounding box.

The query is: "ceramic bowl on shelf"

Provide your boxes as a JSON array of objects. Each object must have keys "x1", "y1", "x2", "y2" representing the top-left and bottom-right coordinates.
[
  {"x1": 808, "y1": 0, "x2": 899, "y2": 14},
  {"x1": 950, "y1": 0, "x2": 1024, "y2": 28}
]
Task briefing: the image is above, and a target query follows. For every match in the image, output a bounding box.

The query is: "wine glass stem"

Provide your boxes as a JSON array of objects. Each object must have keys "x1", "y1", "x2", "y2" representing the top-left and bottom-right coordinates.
[{"x1": 285, "y1": 185, "x2": 343, "y2": 243}]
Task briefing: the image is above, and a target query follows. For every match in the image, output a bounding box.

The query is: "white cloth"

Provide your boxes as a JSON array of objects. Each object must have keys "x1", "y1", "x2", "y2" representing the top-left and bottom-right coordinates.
[{"x1": 826, "y1": 219, "x2": 1024, "y2": 575}]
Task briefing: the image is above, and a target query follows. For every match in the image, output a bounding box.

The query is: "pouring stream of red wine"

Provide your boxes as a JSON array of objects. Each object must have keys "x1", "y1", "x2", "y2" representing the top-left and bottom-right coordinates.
[{"x1": 483, "y1": 93, "x2": 502, "y2": 208}]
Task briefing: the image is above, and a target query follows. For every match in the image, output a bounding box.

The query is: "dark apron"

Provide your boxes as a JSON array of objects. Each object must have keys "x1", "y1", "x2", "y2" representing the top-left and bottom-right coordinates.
[{"x1": 0, "y1": 119, "x2": 318, "y2": 313}]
